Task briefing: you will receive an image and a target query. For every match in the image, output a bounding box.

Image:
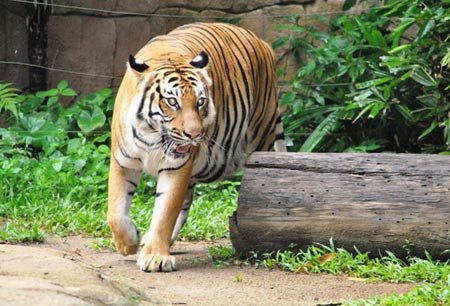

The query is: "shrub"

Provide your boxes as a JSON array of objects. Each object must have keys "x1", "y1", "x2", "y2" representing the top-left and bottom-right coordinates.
[
  {"x1": 0, "y1": 81, "x2": 113, "y2": 157},
  {"x1": 275, "y1": 0, "x2": 450, "y2": 153}
]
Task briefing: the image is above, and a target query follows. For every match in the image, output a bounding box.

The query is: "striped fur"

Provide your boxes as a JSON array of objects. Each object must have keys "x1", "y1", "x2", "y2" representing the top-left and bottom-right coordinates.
[{"x1": 108, "y1": 23, "x2": 286, "y2": 272}]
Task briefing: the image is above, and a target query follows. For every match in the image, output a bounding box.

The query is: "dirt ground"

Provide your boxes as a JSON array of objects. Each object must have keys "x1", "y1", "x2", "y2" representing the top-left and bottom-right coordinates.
[{"x1": 0, "y1": 236, "x2": 414, "y2": 306}]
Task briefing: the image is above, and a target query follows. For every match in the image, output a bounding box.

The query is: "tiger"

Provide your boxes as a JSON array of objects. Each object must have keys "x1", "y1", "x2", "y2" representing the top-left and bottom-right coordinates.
[{"x1": 107, "y1": 22, "x2": 286, "y2": 272}]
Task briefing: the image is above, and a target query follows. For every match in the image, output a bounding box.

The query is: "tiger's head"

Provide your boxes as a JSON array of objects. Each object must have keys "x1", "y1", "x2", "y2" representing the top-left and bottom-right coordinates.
[{"x1": 127, "y1": 51, "x2": 215, "y2": 158}]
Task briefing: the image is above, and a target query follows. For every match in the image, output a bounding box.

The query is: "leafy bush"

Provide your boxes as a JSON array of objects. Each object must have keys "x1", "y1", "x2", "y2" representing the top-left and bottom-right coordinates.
[
  {"x1": 0, "y1": 81, "x2": 115, "y2": 241},
  {"x1": 275, "y1": 0, "x2": 449, "y2": 153},
  {"x1": 0, "y1": 80, "x2": 113, "y2": 157}
]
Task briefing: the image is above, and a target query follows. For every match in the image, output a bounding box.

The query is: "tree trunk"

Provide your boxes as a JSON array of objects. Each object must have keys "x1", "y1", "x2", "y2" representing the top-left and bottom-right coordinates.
[
  {"x1": 27, "y1": 1, "x2": 50, "y2": 92},
  {"x1": 230, "y1": 152, "x2": 450, "y2": 260}
]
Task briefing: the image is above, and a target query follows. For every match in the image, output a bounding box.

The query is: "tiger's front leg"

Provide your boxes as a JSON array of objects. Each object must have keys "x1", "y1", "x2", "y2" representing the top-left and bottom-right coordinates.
[
  {"x1": 138, "y1": 159, "x2": 193, "y2": 272},
  {"x1": 107, "y1": 157, "x2": 141, "y2": 256}
]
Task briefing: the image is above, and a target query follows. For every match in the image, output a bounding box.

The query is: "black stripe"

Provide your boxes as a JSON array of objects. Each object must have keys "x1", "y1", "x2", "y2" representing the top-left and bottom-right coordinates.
[
  {"x1": 275, "y1": 133, "x2": 285, "y2": 140},
  {"x1": 113, "y1": 154, "x2": 125, "y2": 168},
  {"x1": 256, "y1": 111, "x2": 277, "y2": 151},
  {"x1": 127, "y1": 191, "x2": 135, "y2": 196},
  {"x1": 132, "y1": 126, "x2": 151, "y2": 146},
  {"x1": 155, "y1": 192, "x2": 164, "y2": 197},
  {"x1": 119, "y1": 143, "x2": 141, "y2": 161},
  {"x1": 158, "y1": 159, "x2": 189, "y2": 174},
  {"x1": 137, "y1": 86, "x2": 150, "y2": 120},
  {"x1": 127, "y1": 180, "x2": 138, "y2": 188}
]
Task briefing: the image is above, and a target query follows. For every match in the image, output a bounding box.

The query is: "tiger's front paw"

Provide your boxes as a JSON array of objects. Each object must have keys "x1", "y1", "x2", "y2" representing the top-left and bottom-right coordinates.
[
  {"x1": 108, "y1": 217, "x2": 140, "y2": 256},
  {"x1": 137, "y1": 249, "x2": 176, "y2": 272}
]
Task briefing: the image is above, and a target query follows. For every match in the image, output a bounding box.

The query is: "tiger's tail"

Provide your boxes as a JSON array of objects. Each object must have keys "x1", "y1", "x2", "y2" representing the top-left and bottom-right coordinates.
[{"x1": 274, "y1": 111, "x2": 287, "y2": 152}]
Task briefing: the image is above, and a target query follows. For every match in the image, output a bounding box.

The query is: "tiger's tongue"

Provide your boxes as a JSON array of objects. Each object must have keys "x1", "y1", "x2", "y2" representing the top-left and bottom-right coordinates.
[{"x1": 176, "y1": 144, "x2": 191, "y2": 154}]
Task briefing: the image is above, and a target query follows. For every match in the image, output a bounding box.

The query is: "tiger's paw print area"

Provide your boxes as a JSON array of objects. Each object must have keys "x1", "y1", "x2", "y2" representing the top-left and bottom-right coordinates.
[
  {"x1": 137, "y1": 251, "x2": 177, "y2": 272},
  {"x1": 108, "y1": 218, "x2": 140, "y2": 256}
]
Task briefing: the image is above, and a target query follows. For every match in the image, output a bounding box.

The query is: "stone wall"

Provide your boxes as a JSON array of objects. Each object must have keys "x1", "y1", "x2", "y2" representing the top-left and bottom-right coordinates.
[{"x1": 0, "y1": 0, "x2": 363, "y2": 95}]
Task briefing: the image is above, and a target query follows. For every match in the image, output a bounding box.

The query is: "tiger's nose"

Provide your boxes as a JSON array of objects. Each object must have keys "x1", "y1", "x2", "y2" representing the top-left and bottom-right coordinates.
[{"x1": 184, "y1": 130, "x2": 201, "y2": 139}]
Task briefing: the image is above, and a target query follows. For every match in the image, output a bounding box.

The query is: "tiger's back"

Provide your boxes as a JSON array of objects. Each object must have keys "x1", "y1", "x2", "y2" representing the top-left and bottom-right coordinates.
[{"x1": 108, "y1": 23, "x2": 285, "y2": 273}]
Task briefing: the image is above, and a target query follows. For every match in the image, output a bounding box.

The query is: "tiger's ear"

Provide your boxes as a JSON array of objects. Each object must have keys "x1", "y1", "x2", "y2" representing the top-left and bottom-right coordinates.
[
  {"x1": 128, "y1": 54, "x2": 149, "y2": 75},
  {"x1": 190, "y1": 51, "x2": 209, "y2": 69}
]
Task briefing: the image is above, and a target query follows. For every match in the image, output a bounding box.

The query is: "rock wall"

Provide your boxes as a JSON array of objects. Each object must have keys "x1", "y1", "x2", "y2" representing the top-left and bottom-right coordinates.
[{"x1": 0, "y1": 0, "x2": 364, "y2": 95}]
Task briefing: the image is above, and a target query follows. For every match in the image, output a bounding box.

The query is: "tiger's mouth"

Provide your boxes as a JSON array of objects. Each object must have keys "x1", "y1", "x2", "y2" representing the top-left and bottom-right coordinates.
[
  {"x1": 162, "y1": 135, "x2": 193, "y2": 157},
  {"x1": 174, "y1": 144, "x2": 192, "y2": 155},
  {"x1": 161, "y1": 130, "x2": 202, "y2": 157}
]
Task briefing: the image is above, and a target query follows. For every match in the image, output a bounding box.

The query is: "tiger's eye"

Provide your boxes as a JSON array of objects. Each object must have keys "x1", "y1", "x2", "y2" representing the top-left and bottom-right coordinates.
[
  {"x1": 197, "y1": 97, "x2": 206, "y2": 107},
  {"x1": 166, "y1": 98, "x2": 178, "y2": 107}
]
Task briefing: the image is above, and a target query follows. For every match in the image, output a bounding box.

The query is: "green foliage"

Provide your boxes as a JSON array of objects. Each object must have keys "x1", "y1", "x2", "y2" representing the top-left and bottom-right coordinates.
[
  {"x1": 253, "y1": 242, "x2": 450, "y2": 305},
  {"x1": 347, "y1": 277, "x2": 450, "y2": 305},
  {"x1": 0, "y1": 83, "x2": 21, "y2": 118},
  {"x1": 208, "y1": 245, "x2": 237, "y2": 267},
  {"x1": 276, "y1": 0, "x2": 450, "y2": 153},
  {"x1": 0, "y1": 81, "x2": 113, "y2": 156}
]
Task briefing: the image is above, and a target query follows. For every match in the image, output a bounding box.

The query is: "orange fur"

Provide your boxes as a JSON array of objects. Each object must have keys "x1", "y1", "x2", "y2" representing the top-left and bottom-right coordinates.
[{"x1": 108, "y1": 23, "x2": 286, "y2": 272}]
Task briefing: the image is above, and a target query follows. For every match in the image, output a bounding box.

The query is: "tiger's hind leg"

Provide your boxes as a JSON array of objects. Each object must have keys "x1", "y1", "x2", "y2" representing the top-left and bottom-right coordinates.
[{"x1": 171, "y1": 183, "x2": 195, "y2": 244}]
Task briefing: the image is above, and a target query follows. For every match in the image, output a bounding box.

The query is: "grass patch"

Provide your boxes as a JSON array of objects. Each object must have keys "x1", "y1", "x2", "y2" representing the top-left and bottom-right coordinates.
[
  {"x1": 0, "y1": 151, "x2": 238, "y2": 243},
  {"x1": 207, "y1": 242, "x2": 450, "y2": 305},
  {"x1": 208, "y1": 245, "x2": 237, "y2": 267},
  {"x1": 257, "y1": 242, "x2": 449, "y2": 283}
]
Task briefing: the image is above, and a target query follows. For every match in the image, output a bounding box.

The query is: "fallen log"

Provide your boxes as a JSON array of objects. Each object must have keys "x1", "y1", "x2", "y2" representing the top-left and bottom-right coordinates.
[{"x1": 230, "y1": 153, "x2": 450, "y2": 259}]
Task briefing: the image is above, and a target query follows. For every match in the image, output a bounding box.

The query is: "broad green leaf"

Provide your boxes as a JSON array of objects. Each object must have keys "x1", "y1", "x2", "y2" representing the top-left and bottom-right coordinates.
[
  {"x1": 74, "y1": 159, "x2": 86, "y2": 171},
  {"x1": 36, "y1": 89, "x2": 59, "y2": 98},
  {"x1": 388, "y1": 44, "x2": 412, "y2": 54},
  {"x1": 395, "y1": 105, "x2": 415, "y2": 122},
  {"x1": 418, "y1": 120, "x2": 438, "y2": 140},
  {"x1": 411, "y1": 68, "x2": 437, "y2": 87},
  {"x1": 61, "y1": 88, "x2": 77, "y2": 97},
  {"x1": 351, "y1": 90, "x2": 373, "y2": 103},
  {"x1": 389, "y1": 18, "x2": 415, "y2": 48},
  {"x1": 272, "y1": 37, "x2": 289, "y2": 50},
  {"x1": 370, "y1": 30, "x2": 387, "y2": 49},
  {"x1": 57, "y1": 80, "x2": 68, "y2": 91},
  {"x1": 300, "y1": 111, "x2": 340, "y2": 152},
  {"x1": 52, "y1": 161, "x2": 63, "y2": 172},
  {"x1": 353, "y1": 103, "x2": 374, "y2": 122},
  {"x1": 47, "y1": 96, "x2": 59, "y2": 107},
  {"x1": 356, "y1": 77, "x2": 394, "y2": 89},
  {"x1": 368, "y1": 102, "x2": 384, "y2": 119},
  {"x1": 297, "y1": 61, "x2": 316, "y2": 78},
  {"x1": 416, "y1": 19, "x2": 435, "y2": 41},
  {"x1": 67, "y1": 138, "x2": 83, "y2": 155},
  {"x1": 77, "y1": 106, "x2": 106, "y2": 133},
  {"x1": 281, "y1": 92, "x2": 296, "y2": 105},
  {"x1": 441, "y1": 49, "x2": 450, "y2": 67}
]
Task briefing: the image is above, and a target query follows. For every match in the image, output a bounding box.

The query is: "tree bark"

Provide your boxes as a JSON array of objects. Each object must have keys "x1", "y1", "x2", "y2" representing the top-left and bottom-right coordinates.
[
  {"x1": 230, "y1": 152, "x2": 450, "y2": 260},
  {"x1": 27, "y1": 1, "x2": 50, "y2": 92}
]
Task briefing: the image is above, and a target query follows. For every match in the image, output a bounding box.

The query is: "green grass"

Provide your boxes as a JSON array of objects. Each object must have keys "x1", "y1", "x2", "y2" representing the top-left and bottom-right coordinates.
[
  {"x1": 0, "y1": 151, "x2": 238, "y2": 243},
  {"x1": 1, "y1": 146, "x2": 448, "y2": 305},
  {"x1": 208, "y1": 243, "x2": 450, "y2": 305}
]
